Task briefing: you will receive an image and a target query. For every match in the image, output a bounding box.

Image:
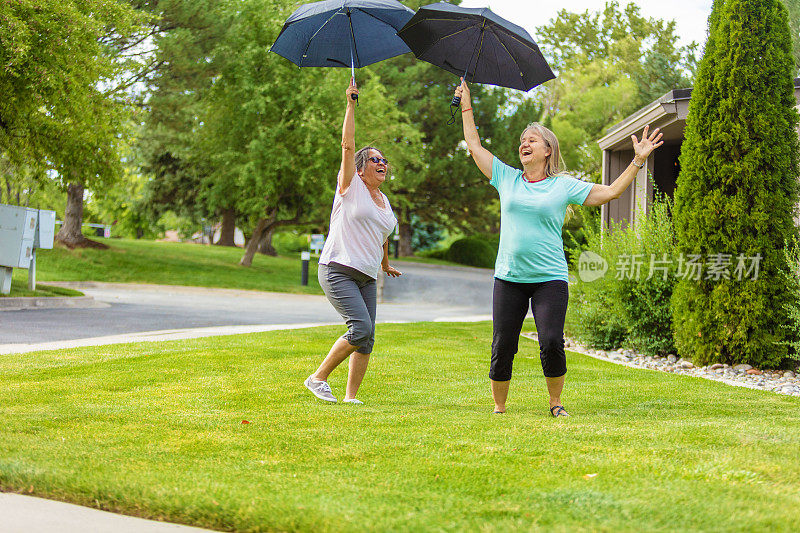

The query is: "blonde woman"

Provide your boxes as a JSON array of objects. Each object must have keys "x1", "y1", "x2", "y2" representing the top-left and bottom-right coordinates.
[{"x1": 454, "y1": 78, "x2": 663, "y2": 417}]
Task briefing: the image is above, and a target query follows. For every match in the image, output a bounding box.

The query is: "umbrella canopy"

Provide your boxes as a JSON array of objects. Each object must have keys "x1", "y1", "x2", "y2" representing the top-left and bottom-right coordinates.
[
  {"x1": 397, "y1": 2, "x2": 555, "y2": 92},
  {"x1": 270, "y1": 0, "x2": 415, "y2": 71}
]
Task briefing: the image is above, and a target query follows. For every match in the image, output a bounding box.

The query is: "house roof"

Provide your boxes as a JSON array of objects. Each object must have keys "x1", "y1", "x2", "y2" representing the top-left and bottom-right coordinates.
[{"x1": 597, "y1": 78, "x2": 800, "y2": 151}]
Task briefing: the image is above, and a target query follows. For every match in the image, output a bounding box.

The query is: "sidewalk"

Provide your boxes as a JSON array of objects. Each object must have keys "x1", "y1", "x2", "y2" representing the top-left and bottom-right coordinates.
[{"x1": 0, "y1": 493, "x2": 217, "y2": 533}]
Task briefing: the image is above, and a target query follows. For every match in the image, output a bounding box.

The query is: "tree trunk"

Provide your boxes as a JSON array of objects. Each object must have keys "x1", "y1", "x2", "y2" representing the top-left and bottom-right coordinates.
[
  {"x1": 216, "y1": 207, "x2": 236, "y2": 246},
  {"x1": 258, "y1": 225, "x2": 277, "y2": 256},
  {"x1": 240, "y1": 218, "x2": 269, "y2": 266},
  {"x1": 398, "y1": 219, "x2": 413, "y2": 257},
  {"x1": 55, "y1": 183, "x2": 108, "y2": 249}
]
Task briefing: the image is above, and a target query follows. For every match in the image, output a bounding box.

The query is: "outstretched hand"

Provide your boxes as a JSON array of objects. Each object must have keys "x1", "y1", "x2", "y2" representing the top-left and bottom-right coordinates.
[
  {"x1": 383, "y1": 265, "x2": 402, "y2": 277},
  {"x1": 632, "y1": 125, "x2": 664, "y2": 160},
  {"x1": 346, "y1": 78, "x2": 359, "y2": 103},
  {"x1": 454, "y1": 77, "x2": 471, "y2": 109}
]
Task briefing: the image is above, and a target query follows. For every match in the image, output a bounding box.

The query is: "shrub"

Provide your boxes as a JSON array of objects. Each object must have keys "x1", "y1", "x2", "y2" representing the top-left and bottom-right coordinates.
[
  {"x1": 671, "y1": 0, "x2": 800, "y2": 367},
  {"x1": 273, "y1": 231, "x2": 309, "y2": 255},
  {"x1": 567, "y1": 192, "x2": 677, "y2": 356},
  {"x1": 779, "y1": 239, "x2": 800, "y2": 363},
  {"x1": 410, "y1": 215, "x2": 444, "y2": 252},
  {"x1": 446, "y1": 237, "x2": 496, "y2": 268},
  {"x1": 417, "y1": 248, "x2": 448, "y2": 260}
]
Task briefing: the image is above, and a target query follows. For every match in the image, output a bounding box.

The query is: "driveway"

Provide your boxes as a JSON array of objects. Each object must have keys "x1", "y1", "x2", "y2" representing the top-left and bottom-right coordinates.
[{"x1": 0, "y1": 262, "x2": 494, "y2": 351}]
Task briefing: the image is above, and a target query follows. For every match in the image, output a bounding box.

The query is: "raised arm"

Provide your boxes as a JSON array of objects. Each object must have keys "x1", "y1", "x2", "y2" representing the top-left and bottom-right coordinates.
[
  {"x1": 338, "y1": 79, "x2": 359, "y2": 194},
  {"x1": 454, "y1": 78, "x2": 494, "y2": 179},
  {"x1": 583, "y1": 125, "x2": 664, "y2": 206}
]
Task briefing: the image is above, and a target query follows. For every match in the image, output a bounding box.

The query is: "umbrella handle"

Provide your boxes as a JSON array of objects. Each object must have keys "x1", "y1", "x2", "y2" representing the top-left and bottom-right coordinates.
[
  {"x1": 451, "y1": 95, "x2": 461, "y2": 107},
  {"x1": 351, "y1": 93, "x2": 358, "y2": 101}
]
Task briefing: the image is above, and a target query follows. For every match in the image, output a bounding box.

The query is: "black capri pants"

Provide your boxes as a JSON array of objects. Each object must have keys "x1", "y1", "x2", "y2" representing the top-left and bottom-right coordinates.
[{"x1": 490, "y1": 278, "x2": 569, "y2": 380}]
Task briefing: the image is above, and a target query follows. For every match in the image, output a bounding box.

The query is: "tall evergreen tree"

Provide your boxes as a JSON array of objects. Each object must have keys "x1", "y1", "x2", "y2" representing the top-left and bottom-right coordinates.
[
  {"x1": 672, "y1": 0, "x2": 800, "y2": 366},
  {"x1": 779, "y1": 0, "x2": 800, "y2": 74}
]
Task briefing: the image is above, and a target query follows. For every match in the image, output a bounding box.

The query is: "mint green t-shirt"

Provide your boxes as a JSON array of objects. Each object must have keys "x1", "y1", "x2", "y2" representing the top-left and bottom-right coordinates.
[{"x1": 490, "y1": 157, "x2": 594, "y2": 283}]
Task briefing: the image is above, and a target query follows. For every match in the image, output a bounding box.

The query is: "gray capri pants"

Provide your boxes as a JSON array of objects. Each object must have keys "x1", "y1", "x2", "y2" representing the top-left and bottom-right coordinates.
[{"x1": 318, "y1": 262, "x2": 378, "y2": 354}]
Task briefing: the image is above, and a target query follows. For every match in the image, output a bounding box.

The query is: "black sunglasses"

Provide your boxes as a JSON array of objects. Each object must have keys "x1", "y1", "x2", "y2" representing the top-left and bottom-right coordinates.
[{"x1": 368, "y1": 156, "x2": 389, "y2": 165}]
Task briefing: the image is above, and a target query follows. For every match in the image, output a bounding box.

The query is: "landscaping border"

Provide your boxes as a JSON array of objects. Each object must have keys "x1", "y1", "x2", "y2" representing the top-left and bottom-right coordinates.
[{"x1": 522, "y1": 332, "x2": 800, "y2": 397}]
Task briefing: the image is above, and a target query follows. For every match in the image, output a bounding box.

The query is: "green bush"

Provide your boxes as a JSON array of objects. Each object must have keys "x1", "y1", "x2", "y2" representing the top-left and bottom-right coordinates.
[
  {"x1": 567, "y1": 192, "x2": 677, "y2": 356},
  {"x1": 671, "y1": 0, "x2": 800, "y2": 367},
  {"x1": 272, "y1": 231, "x2": 310, "y2": 255},
  {"x1": 446, "y1": 237, "x2": 496, "y2": 268},
  {"x1": 417, "y1": 248, "x2": 448, "y2": 260},
  {"x1": 779, "y1": 240, "x2": 800, "y2": 363}
]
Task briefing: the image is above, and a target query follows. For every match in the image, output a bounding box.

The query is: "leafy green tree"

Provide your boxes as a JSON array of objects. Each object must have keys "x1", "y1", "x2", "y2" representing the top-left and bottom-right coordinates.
[
  {"x1": 536, "y1": 1, "x2": 698, "y2": 180},
  {"x1": 198, "y1": 0, "x2": 421, "y2": 265},
  {"x1": 372, "y1": 50, "x2": 509, "y2": 253},
  {"x1": 0, "y1": 154, "x2": 64, "y2": 212},
  {"x1": 1, "y1": 0, "x2": 149, "y2": 248},
  {"x1": 136, "y1": 0, "x2": 230, "y2": 242},
  {"x1": 672, "y1": 0, "x2": 800, "y2": 367}
]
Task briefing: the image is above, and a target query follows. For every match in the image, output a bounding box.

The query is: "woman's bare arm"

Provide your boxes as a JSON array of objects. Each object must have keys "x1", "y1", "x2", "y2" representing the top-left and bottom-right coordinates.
[
  {"x1": 338, "y1": 80, "x2": 359, "y2": 194},
  {"x1": 455, "y1": 78, "x2": 494, "y2": 180}
]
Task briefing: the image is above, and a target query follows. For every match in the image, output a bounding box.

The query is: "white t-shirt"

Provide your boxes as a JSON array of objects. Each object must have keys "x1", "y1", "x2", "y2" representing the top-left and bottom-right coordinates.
[{"x1": 319, "y1": 173, "x2": 397, "y2": 279}]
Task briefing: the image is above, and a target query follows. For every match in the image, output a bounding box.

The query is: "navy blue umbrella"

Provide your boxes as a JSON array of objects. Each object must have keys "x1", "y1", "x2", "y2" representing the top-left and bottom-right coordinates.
[
  {"x1": 397, "y1": 2, "x2": 555, "y2": 105},
  {"x1": 270, "y1": 0, "x2": 415, "y2": 100}
]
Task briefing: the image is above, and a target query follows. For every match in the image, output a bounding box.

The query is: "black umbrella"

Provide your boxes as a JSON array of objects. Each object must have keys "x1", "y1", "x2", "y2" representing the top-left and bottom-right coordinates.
[
  {"x1": 270, "y1": 0, "x2": 415, "y2": 101},
  {"x1": 397, "y1": 2, "x2": 555, "y2": 107}
]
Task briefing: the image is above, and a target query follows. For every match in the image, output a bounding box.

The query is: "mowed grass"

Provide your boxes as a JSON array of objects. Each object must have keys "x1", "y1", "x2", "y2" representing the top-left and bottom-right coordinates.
[
  {"x1": 1, "y1": 278, "x2": 84, "y2": 298},
  {"x1": 32, "y1": 239, "x2": 323, "y2": 295},
  {"x1": 1, "y1": 321, "x2": 798, "y2": 532}
]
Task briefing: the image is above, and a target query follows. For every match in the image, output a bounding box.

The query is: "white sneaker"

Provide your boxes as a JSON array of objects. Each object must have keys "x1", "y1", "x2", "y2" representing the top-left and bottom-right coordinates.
[
  {"x1": 304, "y1": 376, "x2": 337, "y2": 402},
  {"x1": 343, "y1": 398, "x2": 363, "y2": 404}
]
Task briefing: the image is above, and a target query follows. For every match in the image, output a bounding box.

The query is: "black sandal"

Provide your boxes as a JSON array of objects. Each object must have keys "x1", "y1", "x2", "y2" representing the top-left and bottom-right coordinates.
[{"x1": 550, "y1": 405, "x2": 570, "y2": 417}]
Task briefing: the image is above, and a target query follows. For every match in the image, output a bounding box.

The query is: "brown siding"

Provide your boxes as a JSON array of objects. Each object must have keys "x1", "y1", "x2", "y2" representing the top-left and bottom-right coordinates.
[{"x1": 607, "y1": 149, "x2": 634, "y2": 231}]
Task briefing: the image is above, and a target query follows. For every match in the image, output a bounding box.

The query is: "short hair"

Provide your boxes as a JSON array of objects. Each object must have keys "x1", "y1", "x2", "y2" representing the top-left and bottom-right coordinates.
[
  {"x1": 520, "y1": 123, "x2": 564, "y2": 178},
  {"x1": 354, "y1": 146, "x2": 385, "y2": 172}
]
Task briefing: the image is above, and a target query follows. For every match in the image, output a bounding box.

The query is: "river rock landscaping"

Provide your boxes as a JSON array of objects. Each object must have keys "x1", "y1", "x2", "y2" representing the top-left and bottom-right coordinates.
[{"x1": 524, "y1": 332, "x2": 800, "y2": 397}]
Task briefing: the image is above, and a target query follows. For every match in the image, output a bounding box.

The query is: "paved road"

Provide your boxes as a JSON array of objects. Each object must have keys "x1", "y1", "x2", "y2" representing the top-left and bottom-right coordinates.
[{"x1": 0, "y1": 262, "x2": 494, "y2": 348}]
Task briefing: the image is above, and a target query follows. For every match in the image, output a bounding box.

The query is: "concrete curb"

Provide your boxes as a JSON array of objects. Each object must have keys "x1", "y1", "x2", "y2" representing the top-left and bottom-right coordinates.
[
  {"x1": 45, "y1": 281, "x2": 325, "y2": 299},
  {"x1": 0, "y1": 296, "x2": 103, "y2": 311},
  {"x1": 0, "y1": 322, "x2": 339, "y2": 355},
  {"x1": 0, "y1": 492, "x2": 217, "y2": 533}
]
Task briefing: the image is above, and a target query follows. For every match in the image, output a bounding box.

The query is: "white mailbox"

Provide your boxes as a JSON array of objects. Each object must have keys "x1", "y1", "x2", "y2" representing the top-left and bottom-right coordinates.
[
  {"x1": 1, "y1": 204, "x2": 57, "y2": 294},
  {"x1": 35, "y1": 209, "x2": 56, "y2": 249},
  {"x1": 0, "y1": 204, "x2": 37, "y2": 269}
]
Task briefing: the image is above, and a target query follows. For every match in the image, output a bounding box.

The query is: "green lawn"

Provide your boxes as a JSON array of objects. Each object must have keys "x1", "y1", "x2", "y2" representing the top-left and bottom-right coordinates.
[
  {"x1": 0, "y1": 279, "x2": 84, "y2": 298},
  {"x1": 395, "y1": 255, "x2": 477, "y2": 267},
  {"x1": 30, "y1": 238, "x2": 323, "y2": 295},
  {"x1": 1, "y1": 321, "x2": 798, "y2": 531}
]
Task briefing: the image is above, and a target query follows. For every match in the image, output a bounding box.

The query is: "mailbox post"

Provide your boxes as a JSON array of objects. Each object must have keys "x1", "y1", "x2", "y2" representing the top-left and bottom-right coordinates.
[
  {"x1": 0, "y1": 205, "x2": 55, "y2": 294},
  {"x1": 29, "y1": 210, "x2": 56, "y2": 291},
  {"x1": 0, "y1": 205, "x2": 37, "y2": 294}
]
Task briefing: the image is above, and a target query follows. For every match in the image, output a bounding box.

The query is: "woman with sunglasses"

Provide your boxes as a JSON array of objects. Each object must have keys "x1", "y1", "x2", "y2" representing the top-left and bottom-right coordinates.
[
  {"x1": 304, "y1": 79, "x2": 402, "y2": 405},
  {"x1": 454, "y1": 78, "x2": 663, "y2": 417}
]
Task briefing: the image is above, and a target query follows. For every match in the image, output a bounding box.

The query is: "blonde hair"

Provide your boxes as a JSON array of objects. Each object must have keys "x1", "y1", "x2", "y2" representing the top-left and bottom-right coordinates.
[{"x1": 520, "y1": 123, "x2": 564, "y2": 178}]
